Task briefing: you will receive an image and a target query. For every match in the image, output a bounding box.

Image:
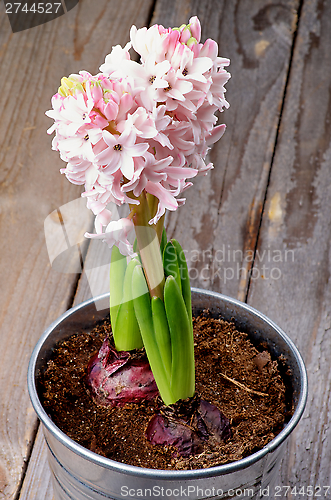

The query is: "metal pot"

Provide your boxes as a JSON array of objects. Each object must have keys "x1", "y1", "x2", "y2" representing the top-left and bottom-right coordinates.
[{"x1": 28, "y1": 289, "x2": 307, "y2": 500}]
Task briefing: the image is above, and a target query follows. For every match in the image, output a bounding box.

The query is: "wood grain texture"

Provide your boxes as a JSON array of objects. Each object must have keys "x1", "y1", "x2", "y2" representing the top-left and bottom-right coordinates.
[
  {"x1": 74, "y1": 205, "x2": 130, "y2": 307},
  {"x1": 153, "y1": 0, "x2": 300, "y2": 300},
  {"x1": 18, "y1": 239, "x2": 113, "y2": 500},
  {"x1": 0, "y1": 1, "x2": 154, "y2": 498},
  {"x1": 247, "y1": 0, "x2": 331, "y2": 492},
  {"x1": 5, "y1": 0, "x2": 329, "y2": 497},
  {"x1": 18, "y1": 428, "x2": 54, "y2": 500}
]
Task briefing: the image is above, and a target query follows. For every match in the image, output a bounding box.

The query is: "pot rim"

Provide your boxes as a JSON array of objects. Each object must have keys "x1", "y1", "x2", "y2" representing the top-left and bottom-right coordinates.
[{"x1": 28, "y1": 288, "x2": 307, "y2": 479}]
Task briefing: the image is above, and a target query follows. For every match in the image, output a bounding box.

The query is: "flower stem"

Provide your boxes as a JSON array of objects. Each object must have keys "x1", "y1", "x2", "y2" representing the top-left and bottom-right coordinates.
[
  {"x1": 131, "y1": 193, "x2": 165, "y2": 299},
  {"x1": 146, "y1": 193, "x2": 165, "y2": 244}
]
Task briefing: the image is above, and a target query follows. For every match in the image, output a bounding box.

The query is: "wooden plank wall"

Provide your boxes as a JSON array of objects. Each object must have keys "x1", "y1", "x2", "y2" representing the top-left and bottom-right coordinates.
[
  {"x1": 159, "y1": 0, "x2": 300, "y2": 302},
  {"x1": 0, "y1": 0, "x2": 330, "y2": 498},
  {"x1": 248, "y1": 0, "x2": 331, "y2": 490},
  {"x1": 0, "y1": 2, "x2": 155, "y2": 499}
]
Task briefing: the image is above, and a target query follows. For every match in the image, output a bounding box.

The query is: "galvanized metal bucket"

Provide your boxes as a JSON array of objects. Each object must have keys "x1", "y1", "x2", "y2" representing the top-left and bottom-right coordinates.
[{"x1": 28, "y1": 289, "x2": 307, "y2": 500}]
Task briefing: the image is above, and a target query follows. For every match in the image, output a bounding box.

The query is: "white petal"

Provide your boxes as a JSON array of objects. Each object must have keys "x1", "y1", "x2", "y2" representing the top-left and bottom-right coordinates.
[
  {"x1": 120, "y1": 153, "x2": 134, "y2": 180},
  {"x1": 127, "y1": 142, "x2": 149, "y2": 157},
  {"x1": 102, "y1": 130, "x2": 117, "y2": 147},
  {"x1": 190, "y1": 57, "x2": 213, "y2": 74}
]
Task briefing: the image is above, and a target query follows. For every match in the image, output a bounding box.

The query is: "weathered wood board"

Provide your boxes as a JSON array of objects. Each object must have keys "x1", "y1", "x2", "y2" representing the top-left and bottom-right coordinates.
[
  {"x1": 1, "y1": 0, "x2": 328, "y2": 497},
  {"x1": 19, "y1": 241, "x2": 111, "y2": 499},
  {"x1": 247, "y1": 0, "x2": 331, "y2": 492},
  {"x1": 0, "y1": 1, "x2": 154, "y2": 498},
  {"x1": 18, "y1": 428, "x2": 53, "y2": 500},
  {"x1": 18, "y1": 1, "x2": 304, "y2": 497},
  {"x1": 153, "y1": 0, "x2": 300, "y2": 300}
]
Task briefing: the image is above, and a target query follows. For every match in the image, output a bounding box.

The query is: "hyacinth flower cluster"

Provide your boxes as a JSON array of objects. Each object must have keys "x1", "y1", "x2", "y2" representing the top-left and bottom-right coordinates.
[{"x1": 46, "y1": 17, "x2": 230, "y2": 411}]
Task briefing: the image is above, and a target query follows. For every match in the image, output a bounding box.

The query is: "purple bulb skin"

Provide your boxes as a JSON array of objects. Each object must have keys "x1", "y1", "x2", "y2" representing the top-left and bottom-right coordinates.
[
  {"x1": 87, "y1": 338, "x2": 158, "y2": 407},
  {"x1": 146, "y1": 399, "x2": 232, "y2": 457}
]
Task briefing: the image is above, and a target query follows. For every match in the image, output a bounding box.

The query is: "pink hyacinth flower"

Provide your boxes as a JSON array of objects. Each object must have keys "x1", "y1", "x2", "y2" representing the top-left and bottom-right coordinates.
[
  {"x1": 95, "y1": 128, "x2": 149, "y2": 180},
  {"x1": 85, "y1": 217, "x2": 135, "y2": 257}
]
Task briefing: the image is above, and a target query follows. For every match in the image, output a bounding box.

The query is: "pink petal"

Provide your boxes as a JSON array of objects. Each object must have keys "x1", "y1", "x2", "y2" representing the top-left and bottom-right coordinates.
[
  {"x1": 206, "y1": 124, "x2": 226, "y2": 146},
  {"x1": 127, "y1": 142, "x2": 149, "y2": 157},
  {"x1": 189, "y1": 16, "x2": 201, "y2": 43},
  {"x1": 145, "y1": 182, "x2": 178, "y2": 210}
]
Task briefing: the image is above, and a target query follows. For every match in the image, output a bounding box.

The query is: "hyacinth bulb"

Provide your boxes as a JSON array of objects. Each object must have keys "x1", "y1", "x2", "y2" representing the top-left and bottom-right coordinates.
[
  {"x1": 146, "y1": 398, "x2": 232, "y2": 457},
  {"x1": 87, "y1": 338, "x2": 158, "y2": 406}
]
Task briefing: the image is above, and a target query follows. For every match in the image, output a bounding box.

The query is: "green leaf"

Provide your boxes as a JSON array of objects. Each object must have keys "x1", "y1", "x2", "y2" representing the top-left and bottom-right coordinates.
[
  {"x1": 113, "y1": 258, "x2": 143, "y2": 351},
  {"x1": 133, "y1": 238, "x2": 142, "y2": 264},
  {"x1": 164, "y1": 275, "x2": 195, "y2": 401},
  {"x1": 170, "y1": 239, "x2": 192, "y2": 323},
  {"x1": 132, "y1": 266, "x2": 175, "y2": 405},
  {"x1": 133, "y1": 237, "x2": 138, "y2": 254},
  {"x1": 151, "y1": 297, "x2": 172, "y2": 379},
  {"x1": 109, "y1": 246, "x2": 127, "y2": 331},
  {"x1": 163, "y1": 241, "x2": 181, "y2": 291},
  {"x1": 160, "y1": 228, "x2": 167, "y2": 256}
]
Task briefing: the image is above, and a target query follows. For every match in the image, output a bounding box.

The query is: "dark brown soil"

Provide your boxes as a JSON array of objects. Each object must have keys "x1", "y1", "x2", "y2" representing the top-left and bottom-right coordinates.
[{"x1": 40, "y1": 312, "x2": 290, "y2": 470}]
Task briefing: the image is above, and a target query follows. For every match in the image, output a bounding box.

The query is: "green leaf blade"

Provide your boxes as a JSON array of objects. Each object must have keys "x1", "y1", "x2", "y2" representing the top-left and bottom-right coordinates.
[
  {"x1": 151, "y1": 296, "x2": 172, "y2": 380},
  {"x1": 113, "y1": 258, "x2": 143, "y2": 351},
  {"x1": 160, "y1": 227, "x2": 167, "y2": 256},
  {"x1": 164, "y1": 275, "x2": 195, "y2": 401},
  {"x1": 109, "y1": 246, "x2": 127, "y2": 331},
  {"x1": 132, "y1": 266, "x2": 175, "y2": 405},
  {"x1": 170, "y1": 239, "x2": 192, "y2": 323},
  {"x1": 163, "y1": 241, "x2": 181, "y2": 291}
]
